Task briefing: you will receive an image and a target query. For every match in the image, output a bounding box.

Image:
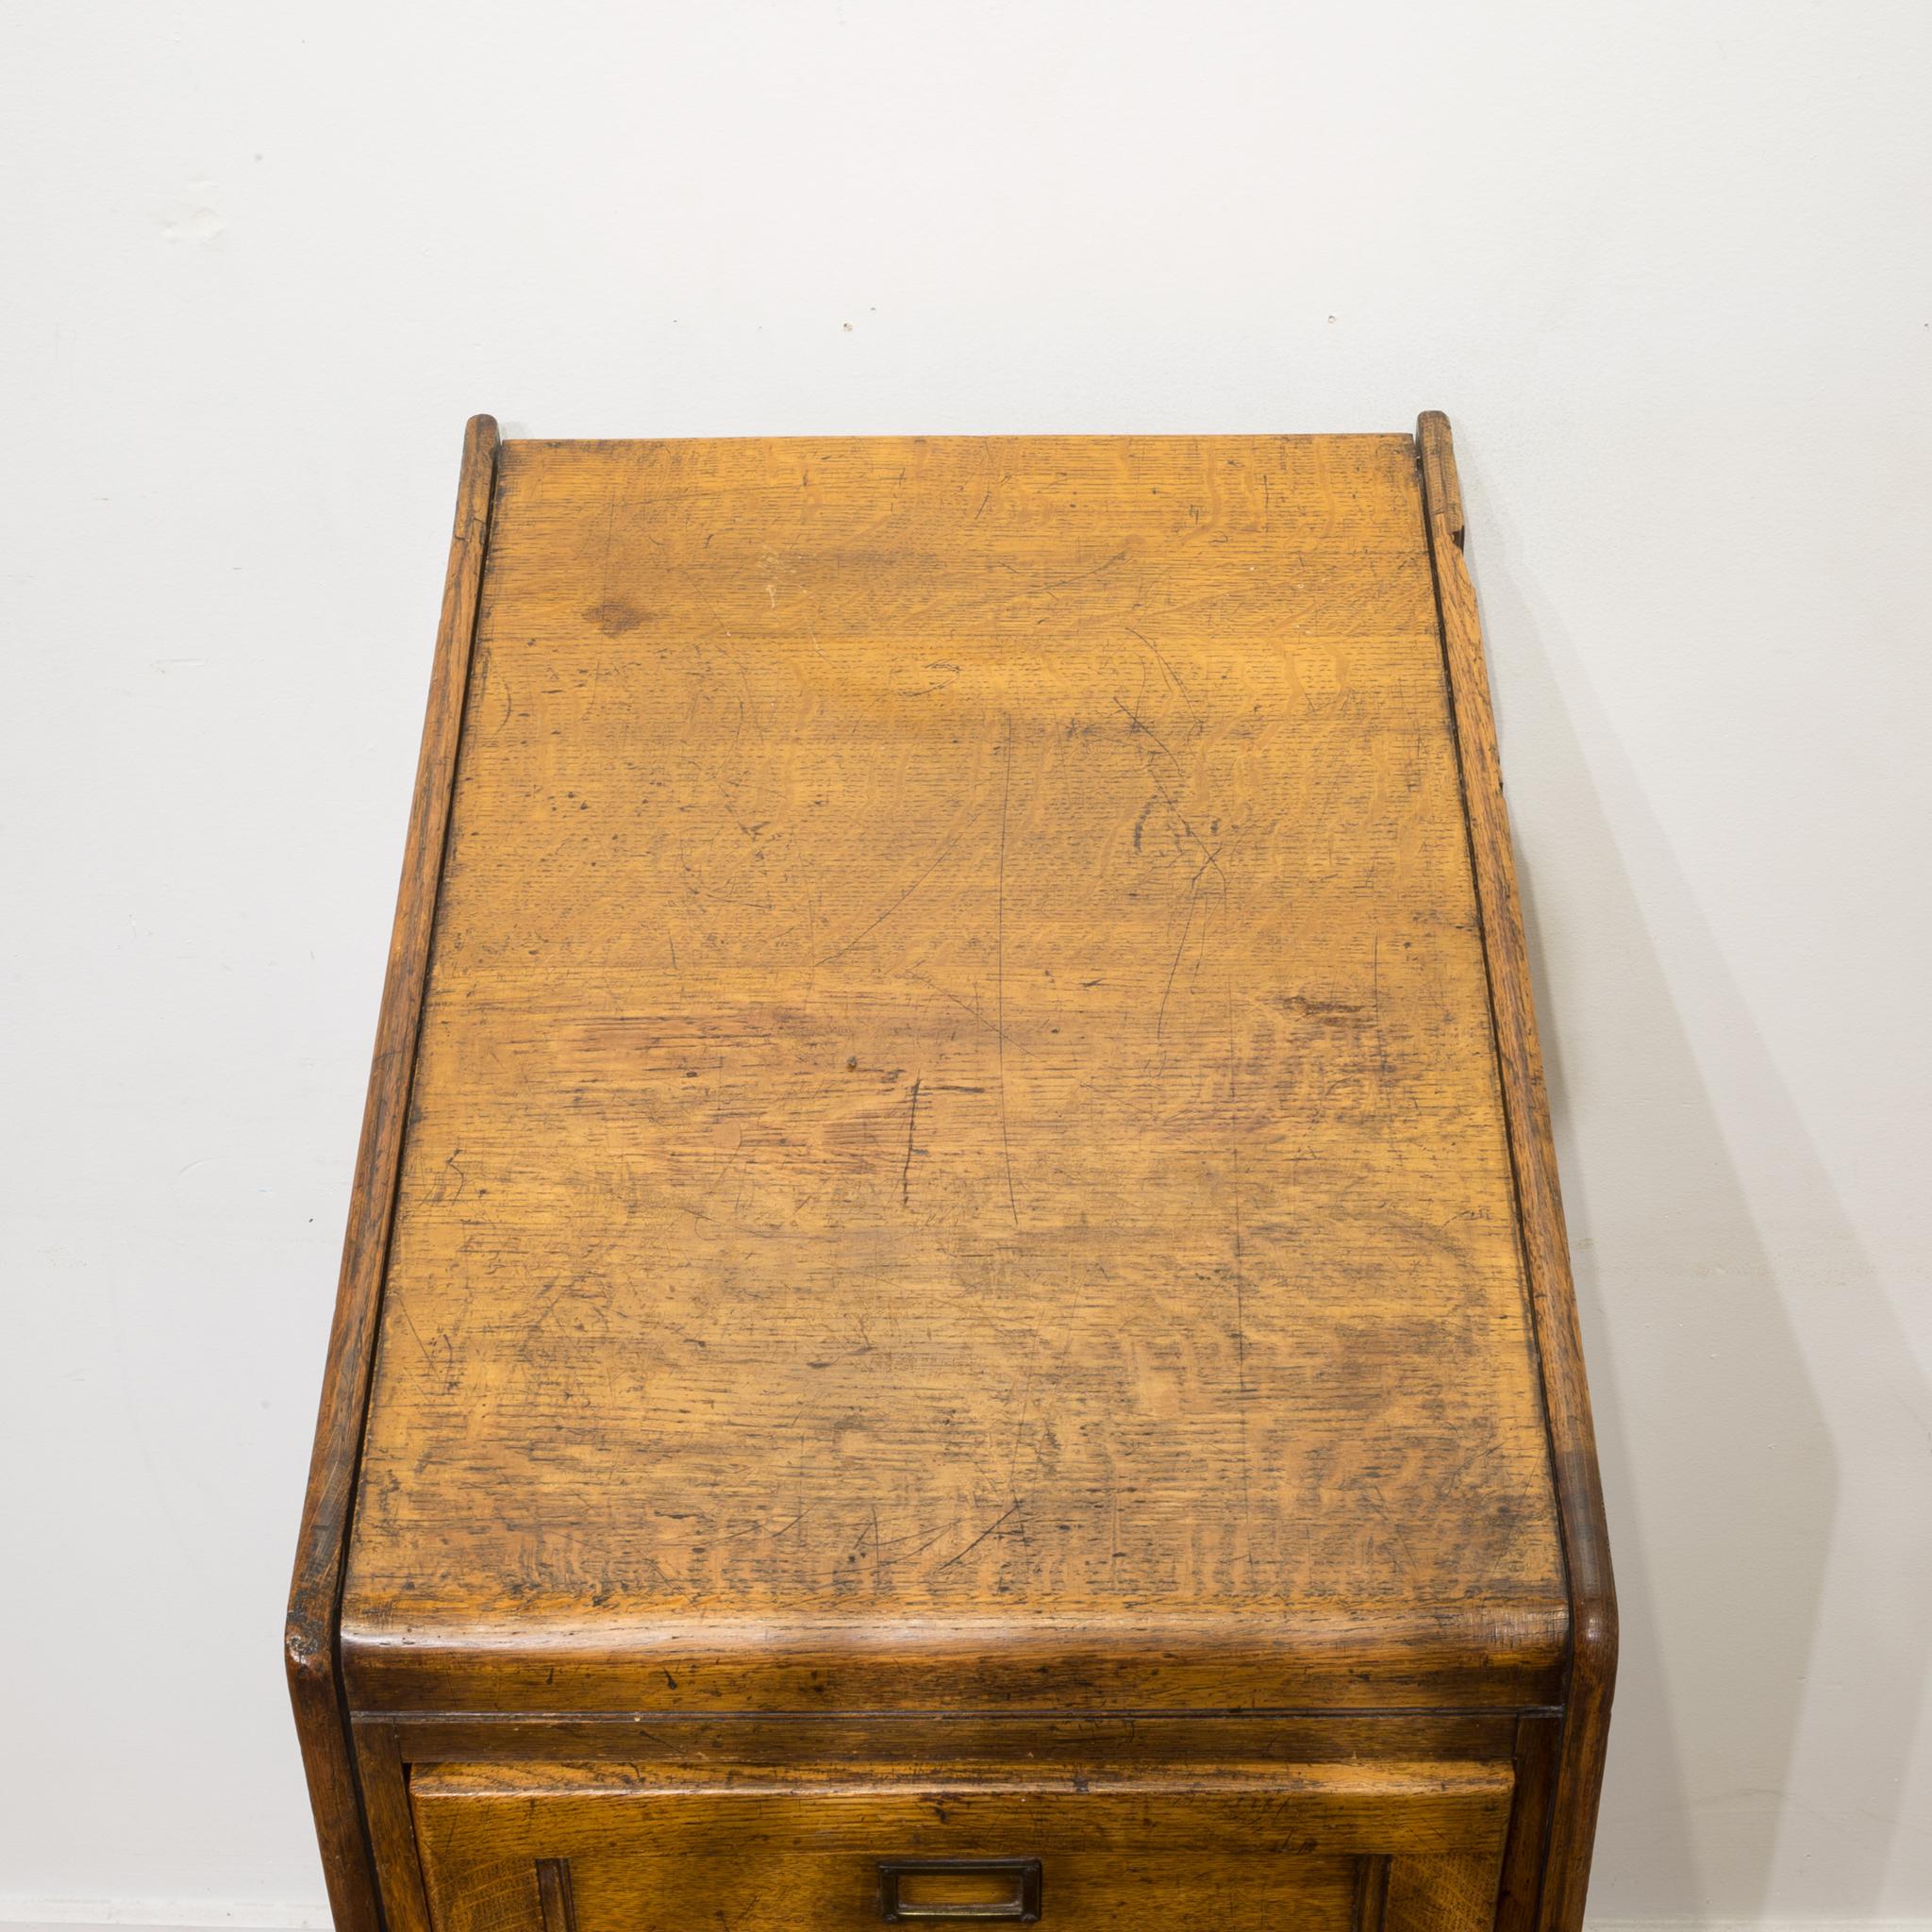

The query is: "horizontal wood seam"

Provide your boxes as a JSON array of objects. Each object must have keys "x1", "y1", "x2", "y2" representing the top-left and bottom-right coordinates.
[{"x1": 360, "y1": 1706, "x2": 1566, "y2": 1726}]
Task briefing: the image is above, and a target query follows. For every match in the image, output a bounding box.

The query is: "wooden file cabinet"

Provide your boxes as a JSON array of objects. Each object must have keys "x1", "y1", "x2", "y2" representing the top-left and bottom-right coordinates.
[{"x1": 288, "y1": 414, "x2": 1613, "y2": 1932}]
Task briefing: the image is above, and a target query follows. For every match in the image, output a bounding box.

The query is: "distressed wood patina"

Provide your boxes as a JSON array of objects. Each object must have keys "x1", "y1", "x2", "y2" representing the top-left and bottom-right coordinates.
[{"x1": 290, "y1": 415, "x2": 1614, "y2": 1932}]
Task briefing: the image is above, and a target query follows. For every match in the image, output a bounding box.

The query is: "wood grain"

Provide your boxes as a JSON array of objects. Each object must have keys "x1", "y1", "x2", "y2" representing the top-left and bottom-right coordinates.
[
  {"x1": 293, "y1": 418, "x2": 1614, "y2": 1932},
  {"x1": 534, "y1": 1859, "x2": 576, "y2": 1932},
  {"x1": 341, "y1": 433, "x2": 1566, "y2": 1715},
  {"x1": 353, "y1": 1723, "x2": 434, "y2": 1932},
  {"x1": 284, "y1": 413, "x2": 498, "y2": 1932},
  {"x1": 410, "y1": 1757, "x2": 1513, "y2": 1932},
  {"x1": 1387, "y1": 1847, "x2": 1508, "y2": 1932},
  {"x1": 380, "y1": 1712, "x2": 1524, "y2": 1769},
  {"x1": 1492, "y1": 1713, "x2": 1560, "y2": 1932},
  {"x1": 1415, "y1": 413, "x2": 1617, "y2": 1932}
]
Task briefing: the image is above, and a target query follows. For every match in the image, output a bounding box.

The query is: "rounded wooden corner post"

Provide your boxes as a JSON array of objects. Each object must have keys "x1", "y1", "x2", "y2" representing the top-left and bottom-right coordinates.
[
  {"x1": 1415, "y1": 412, "x2": 1618, "y2": 1932},
  {"x1": 286, "y1": 414, "x2": 500, "y2": 1932}
]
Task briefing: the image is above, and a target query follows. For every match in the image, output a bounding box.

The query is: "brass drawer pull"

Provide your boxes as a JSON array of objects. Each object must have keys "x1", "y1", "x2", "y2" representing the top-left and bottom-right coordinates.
[{"x1": 878, "y1": 1858, "x2": 1042, "y2": 1923}]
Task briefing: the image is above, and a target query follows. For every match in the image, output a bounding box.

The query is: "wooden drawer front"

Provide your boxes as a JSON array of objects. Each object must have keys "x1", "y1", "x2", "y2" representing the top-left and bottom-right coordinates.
[{"x1": 411, "y1": 1760, "x2": 1512, "y2": 1932}]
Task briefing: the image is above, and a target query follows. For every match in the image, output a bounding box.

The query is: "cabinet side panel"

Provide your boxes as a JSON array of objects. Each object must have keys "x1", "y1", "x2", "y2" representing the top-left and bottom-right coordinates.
[
  {"x1": 1415, "y1": 411, "x2": 1617, "y2": 1932},
  {"x1": 285, "y1": 413, "x2": 500, "y2": 1932}
]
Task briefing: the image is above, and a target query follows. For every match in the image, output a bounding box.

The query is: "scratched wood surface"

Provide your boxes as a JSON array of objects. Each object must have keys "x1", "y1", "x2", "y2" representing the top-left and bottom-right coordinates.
[{"x1": 341, "y1": 433, "x2": 1565, "y2": 1710}]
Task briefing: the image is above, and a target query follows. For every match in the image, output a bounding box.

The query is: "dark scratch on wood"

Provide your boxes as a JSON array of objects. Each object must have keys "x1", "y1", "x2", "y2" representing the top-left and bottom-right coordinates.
[
  {"x1": 1148, "y1": 767, "x2": 1226, "y2": 891},
  {"x1": 1124, "y1": 625, "x2": 1200, "y2": 733},
  {"x1": 875, "y1": 1518, "x2": 961, "y2": 1561},
  {"x1": 1158, "y1": 874, "x2": 1200, "y2": 1041},
  {"x1": 931, "y1": 1498, "x2": 1024, "y2": 1574},
  {"x1": 1042, "y1": 547, "x2": 1126, "y2": 591},
  {"x1": 816, "y1": 810, "x2": 982, "y2": 966},
  {"x1": 900, "y1": 1076, "x2": 921, "y2": 1206},
  {"x1": 1111, "y1": 692, "x2": 1183, "y2": 776},
  {"x1": 912, "y1": 974, "x2": 1035, "y2": 1056},
  {"x1": 1158, "y1": 852, "x2": 1224, "y2": 1041},
  {"x1": 393, "y1": 1295, "x2": 440, "y2": 1375}
]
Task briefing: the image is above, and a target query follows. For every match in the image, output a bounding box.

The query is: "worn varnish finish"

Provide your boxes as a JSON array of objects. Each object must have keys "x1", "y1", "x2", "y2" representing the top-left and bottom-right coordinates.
[
  {"x1": 287, "y1": 413, "x2": 498, "y2": 1932},
  {"x1": 411, "y1": 1758, "x2": 1514, "y2": 1932},
  {"x1": 1415, "y1": 411, "x2": 1616, "y2": 1926},
  {"x1": 348, "y1": 431, "x2": 1564, "y2": 1703},
  {"x1": 290, "y1": 417, "x2": 1613, "y2": 1932}
]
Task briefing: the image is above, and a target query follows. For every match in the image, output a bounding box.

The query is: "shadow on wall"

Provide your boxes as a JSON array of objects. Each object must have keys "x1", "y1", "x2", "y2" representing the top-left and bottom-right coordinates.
[{"x1": 1455, "y1": 452, "x2": 1931, "y2": 1920}]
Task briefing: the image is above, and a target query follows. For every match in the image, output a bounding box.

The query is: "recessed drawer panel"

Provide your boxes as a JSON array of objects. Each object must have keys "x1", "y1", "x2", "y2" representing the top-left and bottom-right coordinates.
[{"x1": 410, "y1": 1759, "x2": 1512, "y2": 1932}]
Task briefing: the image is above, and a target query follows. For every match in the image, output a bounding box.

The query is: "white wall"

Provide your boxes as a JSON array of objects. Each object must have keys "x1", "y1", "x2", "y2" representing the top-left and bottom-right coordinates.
[{"x1": 3, "y1": 1, "x2": 1928, "y2": 1924}]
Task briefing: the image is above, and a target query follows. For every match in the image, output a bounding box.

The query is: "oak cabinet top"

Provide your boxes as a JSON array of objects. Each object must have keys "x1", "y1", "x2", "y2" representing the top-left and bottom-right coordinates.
[{"x1": 336, "y1": 430, "x2": 1574, "y2": 1714}]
